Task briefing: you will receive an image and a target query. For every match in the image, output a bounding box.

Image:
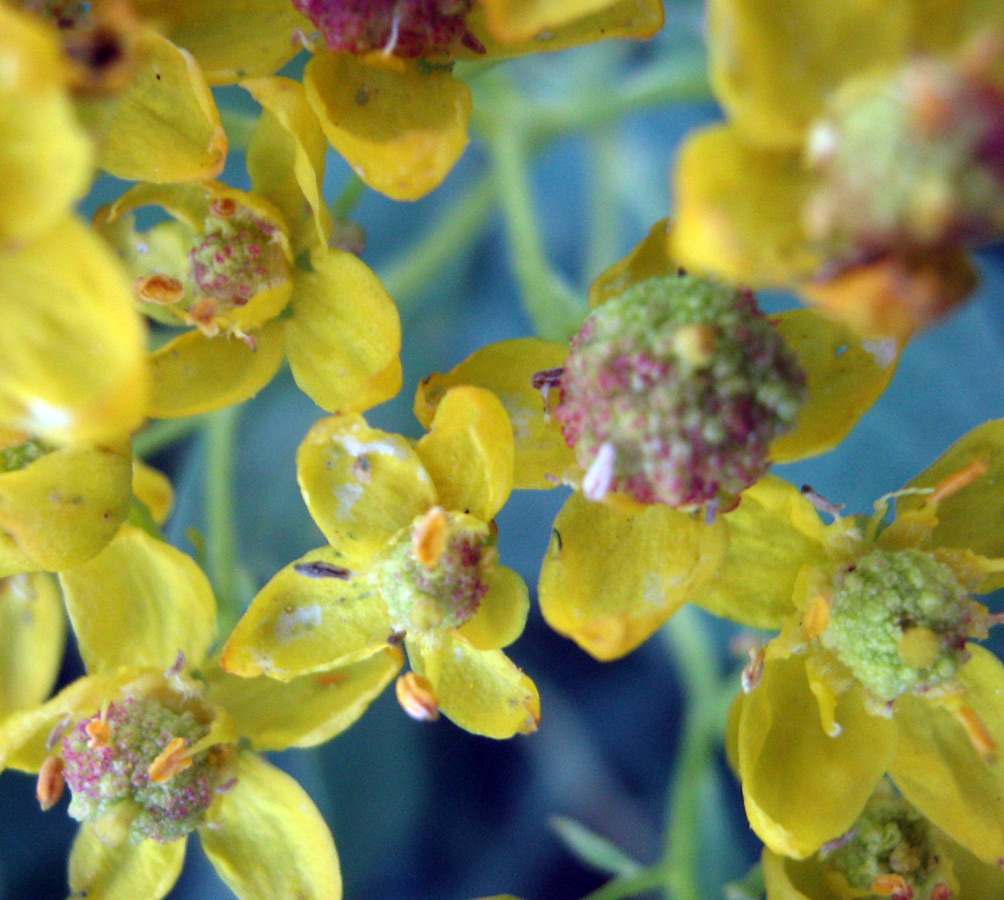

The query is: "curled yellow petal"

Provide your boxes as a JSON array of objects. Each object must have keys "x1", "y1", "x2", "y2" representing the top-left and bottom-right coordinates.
[{"x1": 0, "y1": 573, "x2": 64, "y2": 718}]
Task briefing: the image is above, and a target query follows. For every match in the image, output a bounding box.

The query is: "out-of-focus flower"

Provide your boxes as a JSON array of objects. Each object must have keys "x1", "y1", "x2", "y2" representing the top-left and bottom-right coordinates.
[
  {"x1": 730, "y1": 420, "x2": 1004, "y2": 867},
  {"x1": 221, "y1": 386, "x2": 540, "y2": 739},
  {"x1": 0, "y1": 523, "x2": 400, "y2": 900},
  {"x1": 414, "y1": 223, "x2": 902, "y2": 659},
  {"x1": 120, "y1": 0, "x2": 663, "y2": 199},
  {"x1": 760, "y1": 778, "x2": 1004, "y2": 900},
  {"x1": 11, "y1": 0, "x2": 228, "y2": 184},
  {"x1": 97, "y1": 77, "x2": 401, "y2": 418},
  {"x1": 672, "y1": 0, "x2": 1004, "y2": 338}
]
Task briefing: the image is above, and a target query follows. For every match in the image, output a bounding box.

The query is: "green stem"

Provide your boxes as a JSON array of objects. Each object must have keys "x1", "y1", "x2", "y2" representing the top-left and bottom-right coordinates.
[
  {"x1": 204, "y1": 406, "x2": 242, "y2": 636},
  {"x1": 218, "y1": 107, "x2": 259, "y2": 153},
  {"x1": 380, "y1": 176, "x2": 498, "y2": 310},
  {"x1": 485, "y1": 101, "x2": 585, "y2": 340},
  {"x1": 580, "y1": 865, "x2": 671, "y2": 900},
  {"x1": 133, "y1": 416, "x2": 204, "y2": 459},
  {"x1": 584, "y1": 129, "x2": 622, "y2": 283},
  {"x1": 330, "y1": 172, "x2": 367, "y2": 220},
  {"x1": 660, "y1": 608, "x2": 723, "y2": 900}
]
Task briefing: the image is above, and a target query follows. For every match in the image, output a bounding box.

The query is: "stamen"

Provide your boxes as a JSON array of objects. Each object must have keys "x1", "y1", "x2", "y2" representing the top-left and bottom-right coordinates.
[
  {"x1": 395, "y1": 672, "x2": 439, "y2": 722},
  {"x1": 85, "y1": 718, "x2": 112, "y2": 749},
  {"x1": 36, "y1": 756, "x2": 65, "y2": 811},
  {"x1": 801, "y1": 484, "x2": 845, "y2": 519},
  {"x1": 316, "y1": 672, "x2": 349, "y2": 686},
  {"x1": 582, "y1": 442, "x2": 616, "y2": 501},
  {"x1": 951, "y1": 702, "x2": 996, "y2": 759},
  {"x1": 927, "y1": 458, "x2": 988, "y2": 506},
  {"x1": 134, "y1": 273, "x2": 185, "y2": 305},
  {"x1": 382, "y1": 6, "x2": 402, "y2": 56},
  {"x1": 802, "y1": 593, "x2": 832, "y2": 640},
  {"x1": 741, "y1": 646, "x2": 765, "y2": 693},
  {"x1": 147, "y1": 736, "x2": 193, "y2": 783},
  {"x1": 870, "y1": 873, "x2": 912, "y2": 899},
  {"x1": 412, "y1": 506, "x2": 448, "y2": 568}
]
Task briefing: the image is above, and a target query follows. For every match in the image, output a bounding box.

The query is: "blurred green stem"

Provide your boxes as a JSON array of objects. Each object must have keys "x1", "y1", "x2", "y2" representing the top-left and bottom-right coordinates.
[
  {"x1": 133, "y1": 416, "x2": 204, "y2": 459},
  {"x1": 580, "y1": 865, "x2": 671, "y2": 900},
  {"x1": 204, "y1": 406, "x2": 242, "y2": 636},
  {"x1": 330, "y1": 172, "x2": 367, "y2": 220}
]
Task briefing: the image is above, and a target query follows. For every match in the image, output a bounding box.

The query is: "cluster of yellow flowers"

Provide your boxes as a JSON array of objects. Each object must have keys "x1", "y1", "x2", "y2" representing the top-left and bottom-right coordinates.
[{"x1": 1, "y1": 1, "x2": 1004, "y2": 899}]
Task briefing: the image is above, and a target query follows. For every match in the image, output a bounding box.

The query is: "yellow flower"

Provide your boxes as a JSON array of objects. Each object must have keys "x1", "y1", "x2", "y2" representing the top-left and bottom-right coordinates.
[
  {"x1": 672, "y1": 0, "x2": 1004, "y2": 338},
  {"x1": 118, "y1": 0, "x2": 663, "y2": 199},
  {"x1": 760, "y1": 778, "x2": 1004, "y2": 900},
  {"x1": 414, "y1": 222, "x2": 902, "y2": 659},
  {"x1": 221, "y1": 386, "x2": 541, "y2": 739},
  {"x1": 10, "y1": 0, "x2": 228, "y2": 184},
  {"x1": 0, "y1": 523, "x2": 400, "y2": 900},
  {"x1": 730, "y1": 419, "x2": 1004, "y2": 867},
  {"x1": 96, "y1": 77, "x2": 401, "y2": 419}
]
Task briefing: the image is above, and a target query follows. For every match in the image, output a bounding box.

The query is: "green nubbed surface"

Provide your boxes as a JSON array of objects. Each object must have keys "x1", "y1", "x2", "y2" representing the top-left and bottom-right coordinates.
[{"x1": 822, "y1": 548, "x2": 972, "y2": 702}]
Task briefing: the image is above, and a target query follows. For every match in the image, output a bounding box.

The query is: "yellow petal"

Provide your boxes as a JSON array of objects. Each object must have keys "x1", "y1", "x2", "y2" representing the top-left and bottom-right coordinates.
[
  {"x1": 456, "y1": 565, "x2": 529, "y2": 651},
  {"x1": 415, "y1": 338, "x2": 574, "y2": 490},
  {"x1": 0, "y1": 440, "x2": 132, "y2": 573},
  {"x1": 0, "y1": 573, "x2": 64, "y2": 718},
  {"x1": 285, "y1": 249, "x2": 402, "y2": 413},
  {"x1": 738, "y1": 655, "x2": 895, "y2": 858},
  {"x1": 909, "y1": 1, "x2": 1004, "y2": 58},
  {"x1": 0, "y1": 673, "x2": 111, "y2": 772},
  {"x1": 59, "y1": 525, "x2": 216, "y2": 675},
  {"x1": 245, "y1": 76, "x2": 332, "y2": 249},
  {"x1": 297, "y1": 415, "x2": 436, "y2": 563},
  {"x1": 588, "y1": 218, "x2": 676, "y2": 308},
  {"x1": 671, "y1": 126, "x2": 820, "y2": 287},
  {"x1": 200, "y1": 752, "x2": 341, "y2": 900},
  {"x1": 205, "y1": 648, "x2": 401, "y2": 750},
  {"x1": 90, "y1": 26, "x2": 226, "y2": 182},
  {"x1": 689, "y1": 476, "x2": 832, "y2": 629},
  {"x1": 221, "y1": 547, "x2": 393, "y2": 680},
  {"x1": 944, "y1": 831, "x2": 1004, "y2": 900},
  {"x1": 128, "y1": 0, "x2": 310, "y2": 85},
  {"x1": 411, "y1": 635, "x2": 540, "y2": 738},
  {"x1": 473, "y1": 0, "x2": 663, "y2": 47},
  {"x1": 539, "y1": 492, "x2": 726, "y2": 660},
  {"x1": 305, "y1": 52, "x2": 471, "y2": 201},
  {"x1": 707, "y1": 0, "x2": 911, "y2": 146},
  {"x1": 149, "y1": 320, "x2": 286, "y2": 419},
  {"x1": 769, "y1": 309, "x2": 901, "y2": 462},
  {"x1": 761, "y1": 849, "x2": 820, "y2": 900},
  {"x1": 415, "y1": 386, "x2": 514, "y2": 522},
  {"x1": 0, "y1": 4, "x2": 93, "y2": 248},
  {"x1": 0, "y1": 216, "x2": 149, "y2": 443},
  {"x1": 896, "y1": 418, "x2": 1004, "y2": 560},
  {"x1": 890, "y1": 646, "x2": 1004, "y2": 866},
  {"x1": 68, "y1": 822, "x2": 185, "y2": 900},
  {"x1": 131, "y1": 458, "x2": 174, "y2": 526}
]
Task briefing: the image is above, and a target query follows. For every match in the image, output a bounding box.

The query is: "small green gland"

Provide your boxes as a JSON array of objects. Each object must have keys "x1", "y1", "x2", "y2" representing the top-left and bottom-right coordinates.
[
  {"x1": 821, "y1": 779, "x2": 946, "y2": 899},
  {"x1": 60, "y1": 697, "x2": 221, "y2": 843},
  {"x1": 805, "y1": 57, "x2": 1004, "y2": 260},
  {"x1": 376, "y1": 507, "x2": 493, "y2": 636},
  {"x1": 554, "y1": 274, "x2": 806, "y2": 508},
  {"x1": 821, "y1": 548, "x2": 975, "y2": 703}
]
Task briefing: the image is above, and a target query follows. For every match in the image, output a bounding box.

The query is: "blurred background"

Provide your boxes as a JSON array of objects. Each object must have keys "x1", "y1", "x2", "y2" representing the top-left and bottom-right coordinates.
[{"x1": 3, "y1": 2, "x2": 1004, "y2": 897}]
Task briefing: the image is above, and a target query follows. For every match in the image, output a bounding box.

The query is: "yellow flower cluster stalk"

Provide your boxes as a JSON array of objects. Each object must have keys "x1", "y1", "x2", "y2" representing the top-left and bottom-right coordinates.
[{"x1": 1, "y1": 1, "x2": 1004, "y2": 900}]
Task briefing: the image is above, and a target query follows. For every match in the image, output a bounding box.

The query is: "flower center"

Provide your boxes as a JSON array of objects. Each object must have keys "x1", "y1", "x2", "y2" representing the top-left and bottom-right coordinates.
[
  {"x1": 188, "y1": 198, "x2": 289, "y2": 314},
  {"x1": 292, "y1": 0, "x2": 484, "y2": 57},
  {"x1": 822, "y1": 548, "x2": 980, "y2": 702},
  {"x1": 60, "y1": 696, "x2": 225, "y2": 843},
  {"x1": 553, "y1": 274, "x2": 806, "y2": 508},
  {"x1": 805, "y1": 56, "x2": 1004, "y2": 263},
  {"x1": 377, "y1": 506, "x2": 492, "y2": 634},
  {"x1": 820, "y1": 780, "x2": 949, "y2": 900}
]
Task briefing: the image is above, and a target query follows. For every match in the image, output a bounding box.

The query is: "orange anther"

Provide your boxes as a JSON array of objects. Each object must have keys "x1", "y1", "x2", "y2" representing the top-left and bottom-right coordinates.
[
  {"x1": 316, "y1": 672, "x2": 349, "y2": 687},
  {"x1": 85, "y1": 718, "x2": 112, "y2": 749},
  {"x1": 870, "y1": 873, "x2": 911, "y2": 898},
  {"x1": 801, "y1": 594, "x2": 831, "y2": 640},
  {"x1": 36, "y1": 756, "x2": 65, "y2": 811},
  {"x1": 395, "y1": 672, "x2": 439, "y2": 722},
  {"x1": 412, "y1": 506, "x2": 447, "y2": 569},
  {"x1": 134, "y1": 273, "x2": 185, "y2": 305},
  {"x1": 209, "y1": 197, "x2": 238, "y2": 217},
  {"x1": 928, "y1": 458, "x2": 988, "y2": 506},
  {"x1": 952, "y1": 702, "x2": 997, "y2": 760},
  {"x1": 147, "y1": 737, "x2": 192, "y2": 783}
]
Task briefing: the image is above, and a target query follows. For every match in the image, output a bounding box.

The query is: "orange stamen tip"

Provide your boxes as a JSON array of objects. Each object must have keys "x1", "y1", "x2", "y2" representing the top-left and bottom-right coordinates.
[
  {"x1": 36, "y1": 756, "x2": 65, "y2": 811},
  {"x1": 85, "y1": 718, "x2": 112, "y2": 749},
  {"x1": 870, "y1": 873, "x2": 910, "y2": 898},
  {"x1": 316, "y1": 672, "x2": 349, "y2": 687},
  {"x1": 929, "y1": 458, "x2": 989, "y2": 505},
  {"x1": 147, "y1": 736, "x2": 193, "y2": 783},
  {"x1": 395, "y1": 672, "x2": 440, "y2": 722},
  {"x1": 135, "y1": 273, "x2": 186, "y2": 305},
  {"x1": 952, "y1": 702, "x2": 997, "y2": 760},
  {"x1": 412, "y1": 506, "x2": 448, "y2": 569},
  {"x1": 802, "y1": 594, "x2": 831, "y2": 640}
]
